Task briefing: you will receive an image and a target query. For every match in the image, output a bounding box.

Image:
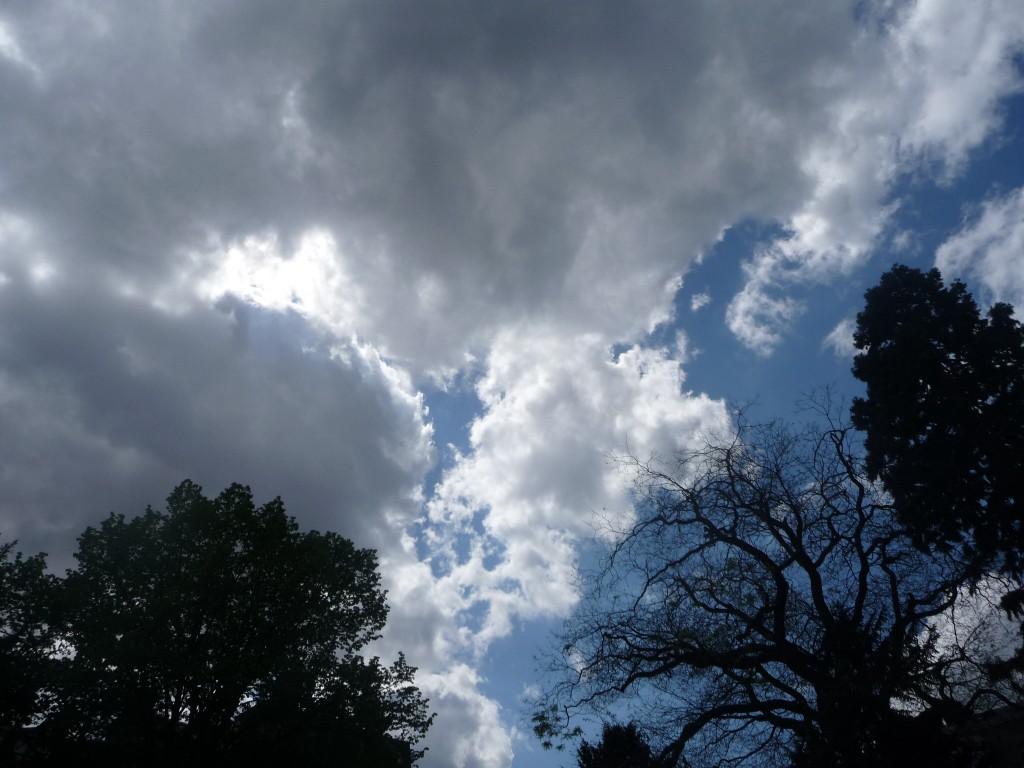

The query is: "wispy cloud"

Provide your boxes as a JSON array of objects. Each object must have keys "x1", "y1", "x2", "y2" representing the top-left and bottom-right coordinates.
[
  {"x1": 822, "y1": 317, "x2": 857, "y2": 358},
  {"x1": 690, "y1": 291, "x2": 712, "y2": 312},
  {"x1": 936, "y1": 186, "x2": 1024, "y2": 312}
]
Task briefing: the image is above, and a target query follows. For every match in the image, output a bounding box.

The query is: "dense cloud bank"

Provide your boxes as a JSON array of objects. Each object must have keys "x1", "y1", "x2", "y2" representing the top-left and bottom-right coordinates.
[{"x1": 1, "y1": 2, "x2": 1022, "y2": 765}]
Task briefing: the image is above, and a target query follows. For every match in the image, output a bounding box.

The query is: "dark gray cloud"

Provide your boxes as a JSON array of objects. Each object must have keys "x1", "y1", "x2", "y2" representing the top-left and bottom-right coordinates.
[
  {"x1": 0, "y1": 0, "x2": 860, "y2": 369},
  {"x1": 0, "y1": 268, "x2": 431, "y2": 566}
]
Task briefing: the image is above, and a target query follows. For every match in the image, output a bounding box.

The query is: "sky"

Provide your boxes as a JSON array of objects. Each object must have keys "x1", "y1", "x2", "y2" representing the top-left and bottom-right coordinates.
[{"x1": 1, "y1": 1, "x2": 1023, "y2": 766}]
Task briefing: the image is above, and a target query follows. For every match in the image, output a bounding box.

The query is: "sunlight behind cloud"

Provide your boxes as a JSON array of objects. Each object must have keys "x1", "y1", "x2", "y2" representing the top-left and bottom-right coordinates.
[
  {"x1": 198, "y1": 229, "x2": 365, "y2": 337},
  {"x1": 0, "y1": 1, "x2": 1022, "y2": 765},
  {"x1": 0, "y1": 16, "x2": 40, "y2": 76}
]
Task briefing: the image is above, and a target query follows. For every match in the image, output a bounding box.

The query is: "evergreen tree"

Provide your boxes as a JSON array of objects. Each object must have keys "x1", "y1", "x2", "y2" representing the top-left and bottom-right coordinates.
[{"x1": 851, "y1": 265, "x2": 1024, "y2": 581}]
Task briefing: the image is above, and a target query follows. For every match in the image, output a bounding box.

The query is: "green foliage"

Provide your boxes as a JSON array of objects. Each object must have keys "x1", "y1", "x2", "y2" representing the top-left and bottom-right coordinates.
[
  {"x1": 3, "y1": 480, "x2": 433, "y2": 766},
  {"x1": 532, "y1": 704, "x2": 581, "y2": 751}
]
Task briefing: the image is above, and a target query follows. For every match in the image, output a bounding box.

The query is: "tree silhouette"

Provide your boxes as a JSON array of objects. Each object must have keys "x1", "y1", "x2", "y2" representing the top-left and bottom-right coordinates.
[
  {"x1": 21, "y1": 480, "x2": 433, "y2": 766},
  {"x1": 852, "y1": 265, "x2": 1024, "y2": 687},
  {"x1": 851, "y1": 265, "x2": 1024, "y2": 581},
  {"x1": 534, "y1": 416, "x2": 984, "y2": 767},
  {"x1": 1, "y1": 540, "x2": 57, "y2": 747},
  {"x1": 576, "y1": 722, "x2": 666, "y2": 768}
]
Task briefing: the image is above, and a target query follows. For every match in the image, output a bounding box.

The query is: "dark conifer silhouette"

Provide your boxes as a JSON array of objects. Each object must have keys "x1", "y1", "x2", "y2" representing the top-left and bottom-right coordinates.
[
  {"x1": 852, "y1": 265, "x2": 1024, "y2": 689},
  {"x1": 851, "y1": 265, "x2": 1024, "y2": 581},
  {"x1": 576, "y1": 722, "x2": 666, "y2": 768}
]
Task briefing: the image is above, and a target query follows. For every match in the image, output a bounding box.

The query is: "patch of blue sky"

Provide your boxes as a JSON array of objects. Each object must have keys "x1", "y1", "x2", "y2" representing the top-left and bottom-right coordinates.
[
  {"x1": 657, "y1": 222, "x2": 862, "y2": 418},
  {"x1": 414, "y1": 496, "x2": 504, "y2": 581},
  {"x1": 879, "y1": 90, "x2": 1024, "y2": 299},
  {"x1": 479, "y1": 613, "x2": 573, "y2": 767},
  {"x1": 455, "y1": 592, "x2": 492, "y2": 636},
  {"x1": 416, "y1": 372, "x2": 486, "y2": 569},
  {"x1": 656, "y1": 89, "x2": 1024, "y2": 418},
  {"x1": 421, "y1": 371, "x2": 483, "y2": 491}
]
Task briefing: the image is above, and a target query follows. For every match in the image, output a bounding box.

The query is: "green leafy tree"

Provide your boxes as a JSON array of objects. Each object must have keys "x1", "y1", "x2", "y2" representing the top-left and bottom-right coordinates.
[
  {"x1": 44, "y1": 480, "x2": 433, "y2": 766},
  {"x1": 850, "y1": 265, "x2": 1024, "y2": 581}
]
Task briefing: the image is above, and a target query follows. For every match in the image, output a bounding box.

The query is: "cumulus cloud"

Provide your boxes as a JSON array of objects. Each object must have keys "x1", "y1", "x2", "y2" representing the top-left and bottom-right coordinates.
[
  {"x1": 426, "y1": 329, "x2": 729, "y2": 652},
  {"x1": 419, "y1": 665, "x2": 514, "y2": 768},
  {"x1": 726, "y1": 0, "x2": 1024, "y2": 353},
  {"x1": 0, "y1": 261, "x2": 433, "y2": 562},
  {"x1": 3, "y1": 1, "x2": 1019, "y2": 368},
  {"x1": 727, "y1": 254, "x2": 807, "y2": 356},
  {"x1": 0, "y1": 2, "x2": 1023, "y2": 765},
  {"x1": 892, "y1": 0, "x2": 1024, "y2": 171},
  {"x1": 936, "y1": 186, "x2": 1024, "y2": 312}
]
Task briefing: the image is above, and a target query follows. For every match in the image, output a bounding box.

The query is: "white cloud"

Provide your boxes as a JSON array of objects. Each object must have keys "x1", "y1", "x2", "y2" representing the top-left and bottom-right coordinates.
[
  {"x1": 426, "y1": 329, "x2": 730, "y2": 652},
  {"x1": 892, "y1": 0, "x2": 1024, "y2": 171},
  {"x1": 0, "y1": 237, "x2": 434, "y2": 570},
  {"x1": 726, "y1": 253, "x2": 806, "y2": 356},
  {"x1": 418, "y1": 665, "x2": 514, "y2": 768},
  {"x1": 927, "y1": 575, "x2": 1024, "y2": 708},
  {"x1": 0, "y1": 2, "x2": 1022, "y2": 765},
  {"x1": 725, "y1": 0, "x2": 1024, "y2": 353},
  {"x1": 0, "y1": 15, "x2": 40, "y2": 76},
  {"x1": 689, "y1": 291, "x2": 712, "y2": 312},
  {"x1": 936, "y1": 186, "x2": 1024, "y2": 312},
  {"x1": 822, "y1": 317, "x2": 858, "y2": 358},
  {"x1": 197, "y1": 229, "x2": 366, "y2": 337}
]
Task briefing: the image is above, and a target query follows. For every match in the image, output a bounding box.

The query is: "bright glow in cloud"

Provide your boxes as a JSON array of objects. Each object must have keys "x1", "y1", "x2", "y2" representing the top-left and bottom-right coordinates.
[
  {"x1": 0, "y1": 16, "x2": 39, "y2": 76},
  {"x1": 0, "y1": 2, "x2": 1021, "y2": 765},
  {"x1": 198, "y1": 229, "x2": 366, "y2": 340}
]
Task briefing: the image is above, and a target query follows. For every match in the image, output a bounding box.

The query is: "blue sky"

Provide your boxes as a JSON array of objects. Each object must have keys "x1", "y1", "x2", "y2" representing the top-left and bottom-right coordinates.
[{"x1": 1, "y1": 2, "x2": 1023, "y2": 766}]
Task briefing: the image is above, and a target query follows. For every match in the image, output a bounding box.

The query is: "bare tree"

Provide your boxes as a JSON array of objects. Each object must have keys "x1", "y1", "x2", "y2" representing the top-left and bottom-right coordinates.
[{"x1": 534, "y1": 415, "x2": 1001, "y2": 767}]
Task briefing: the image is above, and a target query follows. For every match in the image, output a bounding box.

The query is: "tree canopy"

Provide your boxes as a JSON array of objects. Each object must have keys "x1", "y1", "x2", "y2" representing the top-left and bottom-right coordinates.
[
  {"x1": 534, "y1": 415, "x2": 1006, "y2": 767},
  {"x1": 576, "y1": 722, "x2": 667, "y2": 768},
  {"x1": 536, "y1": 264, "x2": 1024, "y2": 767},
  {"x1": 851, "y1": 265, "x2": 1024, "y2": 579},
  {"x1": 0, "y1": 541, "x2": 57, "y2": 743},
  {"x1": 1, "y1": 480, "x2": 433, "y2": 766},
  {"x1": 851, "y1": 263, "x2": 1024, "y2": 700}
]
